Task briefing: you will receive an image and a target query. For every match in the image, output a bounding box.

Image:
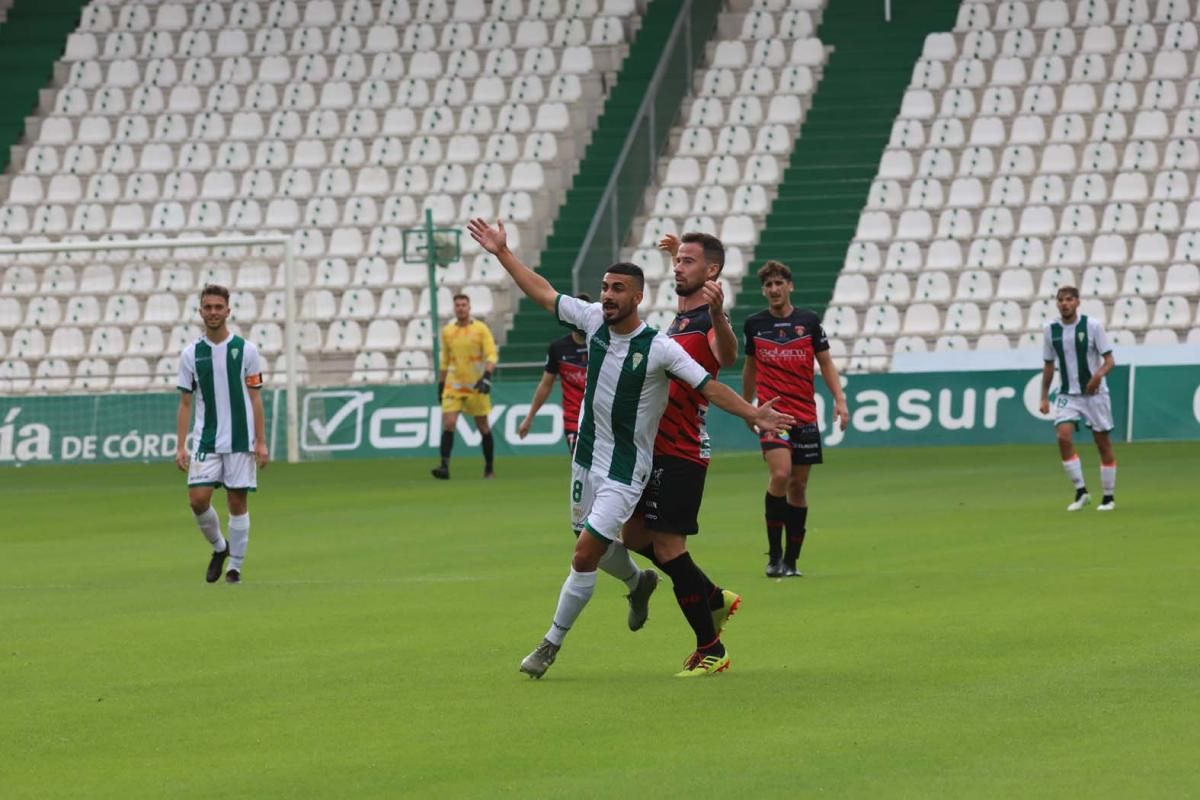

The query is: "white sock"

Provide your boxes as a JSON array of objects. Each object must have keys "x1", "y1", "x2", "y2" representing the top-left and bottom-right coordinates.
[
  {"x1": 1100, "y1": 463, "x2": 1116, "y2": 496},
  {"x1": 598, "y1": 540, "x2": 641, "y2": 592},
  {"x1": 545, "y1": 567, "x2": 597, "y2": 646},
  {"x1": 1062, "y1": 456, "x2": 1086, "y2": 490},
  {"x1": 193, "y1": 507, "x2": 226, "y2": 552},
  {"x1": 227, "y1": 513, "x2": 250, "y2": 572}
]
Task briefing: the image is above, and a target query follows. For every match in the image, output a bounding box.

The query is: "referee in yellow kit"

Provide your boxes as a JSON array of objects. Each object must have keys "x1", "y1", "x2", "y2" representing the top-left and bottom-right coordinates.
[{"x1": 432, "y1": 293, "x2": 499, "y2": 480}]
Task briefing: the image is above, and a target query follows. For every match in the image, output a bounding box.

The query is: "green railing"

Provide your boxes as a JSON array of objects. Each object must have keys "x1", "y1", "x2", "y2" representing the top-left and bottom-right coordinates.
[{"x1": 571, "y1": 0, "x2": 721, "y2": 294}]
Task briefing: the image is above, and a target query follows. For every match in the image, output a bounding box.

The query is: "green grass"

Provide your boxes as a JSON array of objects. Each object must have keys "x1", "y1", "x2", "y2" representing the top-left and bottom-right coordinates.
[{"x1": 2, "y1": 443, "x2": 1197, "y2": 798}]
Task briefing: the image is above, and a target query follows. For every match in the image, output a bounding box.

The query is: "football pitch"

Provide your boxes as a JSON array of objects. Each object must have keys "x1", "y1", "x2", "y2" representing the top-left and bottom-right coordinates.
[{"x1": 3, "y1": 442, "x2": 1197, "y2": 798}]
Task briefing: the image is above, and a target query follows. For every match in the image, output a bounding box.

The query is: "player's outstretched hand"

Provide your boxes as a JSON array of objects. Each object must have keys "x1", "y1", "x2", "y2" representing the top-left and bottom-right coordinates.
[
  {"x1": 753, "y1": 397, "x2": 796, "y2": 435},
  {"x1": 517, "y1": 417, "x2": 532, "y2": 439},
  {"x1": 467, "y1": 218, "x2": 507, "y2": 255},
  {"x1": 834, "y1": 398, "x2": 850, "y2": 431},
  {"x1": 658, "y1": 233, "x2": 681, "y2": 257},
  {"x1": 255, "y1": 442, "x2": 269, "y2": 469},
  {"x1": 174, "y1": 448, "x2": 189, "y2": 472},
  {"x1": 698, "y1": 279, "x2": 725, "y2": 310}
]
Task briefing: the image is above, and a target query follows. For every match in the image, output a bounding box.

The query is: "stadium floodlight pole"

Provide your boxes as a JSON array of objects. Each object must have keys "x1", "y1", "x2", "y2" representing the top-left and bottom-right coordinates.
[
  {"x1": 0, "y1": 234, "x2": 300, "y2": 463},
  {"x1": 1126, "y1": 362, "x2": 1136, "y2": 443},
  {"x1": 282, "y1": 237, "x2": 299, "y2": 464},
  {"x1": 424, "y1": 208, "x2": 441, "y2": 385}
]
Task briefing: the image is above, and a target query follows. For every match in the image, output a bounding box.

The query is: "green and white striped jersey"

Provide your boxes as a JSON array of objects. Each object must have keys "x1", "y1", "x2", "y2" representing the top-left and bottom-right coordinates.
[
  {"x1": 177, "y1": 334, "x2": 263, "y2": 454},
  {"x1": 1043, "y1": 315, "x2": 1112, "y2": 395},
  {"x1": 556, "y1": 294, "x2": 712, "y2": 486}
]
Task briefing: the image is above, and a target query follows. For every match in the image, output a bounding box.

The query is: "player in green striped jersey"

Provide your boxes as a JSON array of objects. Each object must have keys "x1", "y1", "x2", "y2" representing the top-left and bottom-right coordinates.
[
  {"x1": 1039, "y1": 286, "x2": 1117, "y2": 511},
  {"x1": 468, "y1": 218, "x2": 794, "y2": 678},
  {"x1": 174, "y1": 285, "x2": 268, "y2": 584}
]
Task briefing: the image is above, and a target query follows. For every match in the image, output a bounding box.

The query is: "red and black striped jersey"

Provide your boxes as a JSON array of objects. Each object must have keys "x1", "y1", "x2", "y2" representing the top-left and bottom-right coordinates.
[
  {"x1": 743, "y1": 308, "x2": 828, "y2": 424},
  {"x1": 544, "y1": 333, "x2": 588, "y2": 432},
  {"x1": 655, "y1": 304, "x2": 722, "y2": 464}
]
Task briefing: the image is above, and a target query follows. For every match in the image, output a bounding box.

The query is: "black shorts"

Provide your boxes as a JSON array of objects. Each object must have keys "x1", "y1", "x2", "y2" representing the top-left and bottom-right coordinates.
[
  {"x1": 565, "y1": 430, "x2": 578, "y2": 454},
  {"x1": 760, "y1": 423, "x2": 823, "y2": 466},
  {"x1": 634, "y1": 455, "x2": 708, "y2": 535}
]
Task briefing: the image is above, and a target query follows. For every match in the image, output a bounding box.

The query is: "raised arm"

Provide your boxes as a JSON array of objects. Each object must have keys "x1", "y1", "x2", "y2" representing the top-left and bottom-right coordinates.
[
  {"x1": 468, "y1": 218, "x2": 557, "y2": 313},
  {"x1": 700, "y1": 280, "x2": 738, "y2": 368}
]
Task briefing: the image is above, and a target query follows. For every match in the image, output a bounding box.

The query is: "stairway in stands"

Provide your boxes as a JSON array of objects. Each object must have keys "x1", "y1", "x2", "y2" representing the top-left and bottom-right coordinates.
[
  {"x1": 501, "y1": 0, "x2": 683, "y2": 376},
  {"x1": 0, "y1": 0, "x2": 87, "y2": 174},
  {"x1": 735, "y1": 0, "x2": 961, "y2": 318}
]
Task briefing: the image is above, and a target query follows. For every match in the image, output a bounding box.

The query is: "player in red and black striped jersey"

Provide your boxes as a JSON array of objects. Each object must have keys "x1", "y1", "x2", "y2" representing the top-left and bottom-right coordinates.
[
  {"x1": 621, "y1": 233, "x2": 744, "y2": 674},
  {"x1": 742, "y1": 260, "x2": 849, "y2": 578},
  {"x1": 518, "y1": 294, "x2": 591, "y2": 453}
]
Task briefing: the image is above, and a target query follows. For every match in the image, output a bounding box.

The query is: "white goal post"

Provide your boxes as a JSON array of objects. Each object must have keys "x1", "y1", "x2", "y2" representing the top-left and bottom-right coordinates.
[{"x1": 0, "y1": 235, "x2": 302, "y2": 463}]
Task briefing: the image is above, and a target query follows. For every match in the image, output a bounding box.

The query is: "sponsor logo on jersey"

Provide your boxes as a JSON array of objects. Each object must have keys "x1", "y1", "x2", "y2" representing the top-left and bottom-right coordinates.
[
  {"x1": 794, "y1": 325, "x2": 806, "y2": 337},
  {"x1": 632, "y1": 352, "x2": 644, "y2": 370}
]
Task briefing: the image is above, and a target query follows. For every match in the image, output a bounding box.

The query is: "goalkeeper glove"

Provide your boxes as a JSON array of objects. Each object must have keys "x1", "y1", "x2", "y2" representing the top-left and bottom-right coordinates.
[
  {"x1": 437, "y1": 381, "x2": 445, "y2": 401},
  {"x1": 473, "y1": 374, "x2": 493, "y2": 394}
]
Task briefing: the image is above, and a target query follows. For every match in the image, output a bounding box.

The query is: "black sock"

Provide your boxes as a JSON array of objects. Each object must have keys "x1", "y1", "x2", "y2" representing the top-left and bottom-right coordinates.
[
  {"x1": 784, "y1": 504, "x2": 808, "y2": 563},
  {"x1": 765, "y1": 492, "x2": 787, "y2": 561},
  {"x1": 439, "y1": 430, "x2": 454, "y2": 466},
  {"x1": 658, "y1": 551, "x2": 719, "y2": 649},
  {"x1": 633, "y1": 543, "x2": 663, "y2": 568},
  {"x1": 633, "y1": 543, "x2": 722, "y2": 608},
  {"x1": 481, "y1": 432, "x2": 494, "y2": 470}
]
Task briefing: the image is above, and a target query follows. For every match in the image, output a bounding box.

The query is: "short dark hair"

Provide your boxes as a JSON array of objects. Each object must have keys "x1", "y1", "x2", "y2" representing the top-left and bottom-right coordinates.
[
  {"x1": 1056, "y1": 286, "x2": 1080, "y2": 300},
  {"x1": 452, "y1": 293, "x2": 470, "y2": 303},
  {"x1": 200, "y1": 284, "x2": 230, "y2": 304},
  {"x1": 757, "y1": 260, "x2": 792, "y2": 284},
  {"x1": 681, "y1": 232, "x2": 725, "y2": 274},
  {"x1": 604, "y1": 262, "x2": 644, "y2": 290},
  {"x1": 575, "y1": 292, "x2": 592, "y2": 303}
]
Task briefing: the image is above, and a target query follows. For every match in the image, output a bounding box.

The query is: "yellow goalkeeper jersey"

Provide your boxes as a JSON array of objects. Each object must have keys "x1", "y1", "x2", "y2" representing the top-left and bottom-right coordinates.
[{"x1": 440, "y1": 319, "x2": 498, "y2": 395}]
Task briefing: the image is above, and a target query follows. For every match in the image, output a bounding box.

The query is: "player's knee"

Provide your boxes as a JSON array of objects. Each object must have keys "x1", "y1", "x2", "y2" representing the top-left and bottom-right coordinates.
[
  {"x1": 188, "y1": 498, "x2": 210, "y2": 515},
  {"x1": 571, "y1": 546, "x2": 602, "y2": 572},
  {"x1": 651, "y1": 536, "x2": 685, "y2": 563}
]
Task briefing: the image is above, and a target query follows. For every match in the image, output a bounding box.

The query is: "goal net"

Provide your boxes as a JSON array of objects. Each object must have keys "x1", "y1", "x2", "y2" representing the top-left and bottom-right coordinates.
[{"x1": 0, "y1": 235, "x2": 302, "y2": 464}]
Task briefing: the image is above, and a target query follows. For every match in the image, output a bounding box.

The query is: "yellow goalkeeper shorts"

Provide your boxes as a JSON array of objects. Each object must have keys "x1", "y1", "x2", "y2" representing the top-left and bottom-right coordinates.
[{"x1": 441, "y1": 392, "x2": 492, "y2": 417}]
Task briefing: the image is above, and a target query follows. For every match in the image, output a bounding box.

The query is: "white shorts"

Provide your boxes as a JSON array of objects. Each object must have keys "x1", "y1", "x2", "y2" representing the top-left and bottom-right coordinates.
[
  {"x1": 569, "y1": 462, "x2": 646, "y2": 541},
  {"x1": 188, "y1": 452, "x2": 258, "y2": 491},
  {"x1": 1054, "y1": 393, "x2": 1114, "y2": 433}
]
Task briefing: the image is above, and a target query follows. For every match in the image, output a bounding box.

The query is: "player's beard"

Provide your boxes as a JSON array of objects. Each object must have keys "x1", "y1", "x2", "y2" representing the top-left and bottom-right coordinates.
[
  {"x1": 675, "y1": 279, "x2": 701, "y2": 297},
  {"x1": 602, "y1": 299, "x2": 636, "y2": 326}
]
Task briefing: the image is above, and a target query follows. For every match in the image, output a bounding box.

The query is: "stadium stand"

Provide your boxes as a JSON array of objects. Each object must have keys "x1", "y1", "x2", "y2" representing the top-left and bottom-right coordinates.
[
  {"x1": 623, "y1": 0, "x2": 829, "y2": 333},
  {"x1": 0, "y1": 0, "x2": 642, "y2": 390},
  {"x1": 840, "y1": 0, "x2": 1200, "y2": 370}
]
